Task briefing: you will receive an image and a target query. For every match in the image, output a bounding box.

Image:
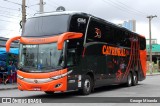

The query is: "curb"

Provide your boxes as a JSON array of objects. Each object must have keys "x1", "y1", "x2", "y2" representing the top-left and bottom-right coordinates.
[
  {"x1": 0, "y1": 87, "x2": 17, "y2": 91},
  {"x1": 146, "y1": 73, "x2": 160, "y2": 76}
]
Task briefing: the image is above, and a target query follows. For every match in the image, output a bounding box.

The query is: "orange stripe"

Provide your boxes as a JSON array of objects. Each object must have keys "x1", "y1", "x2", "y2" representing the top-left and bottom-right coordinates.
[
  {"x1": 20, "y1": 32, "x2": 83, "y2": 50},
  {"x1": 123, "y1": 40, "x2": 134, "y2": 79},
  {"x1": 20, "y1": 36, "x2": 59, "y2": 44}
]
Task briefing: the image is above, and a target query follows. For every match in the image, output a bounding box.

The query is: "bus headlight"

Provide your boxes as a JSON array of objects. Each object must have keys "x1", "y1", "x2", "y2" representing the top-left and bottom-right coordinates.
[
  {"x1": 50, "y1": 75, "x2": 62, "y2": 80},
  {"x1": 50, "y1": 70, "x2": 73, "y2": 80},
  {"x1": 17, "y1": 74, "x2": 24, "y2": 80}
]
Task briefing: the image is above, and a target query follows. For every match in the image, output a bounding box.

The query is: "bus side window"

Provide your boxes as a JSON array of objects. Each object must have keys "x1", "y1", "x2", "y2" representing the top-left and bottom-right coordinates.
[
  {"x1": 86, "y1": 19, "x2": 97, "y2": 42},
  {"x1": 86, "y1": 18, "x2": 105, "y2": 43},
  {"x1": 118, "y1": 31, "x2": 131, "y2": 48},
  {"x1": 108, "y1": 27, "x2": 115, "y2": 45},
  {"x1": 124, "y1": 32, "x2": 131, "y2": 48},
  {"x1": 105, "y1": 26, "x2": 113, "y2": 44},
  {"x1": 67, "y1": 49, "x2": 77, "y2": 67},
  {"x1": 140, "y1": 37, "x2": 146, "y2": 50}
]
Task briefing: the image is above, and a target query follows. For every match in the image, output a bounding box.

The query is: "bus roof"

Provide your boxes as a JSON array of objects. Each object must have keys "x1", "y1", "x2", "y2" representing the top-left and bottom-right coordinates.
[
  {"x1": 32, "y1": 11, "x2": 145, "y2": 39},
  {"x1": 33, "y1": 11, "x2": 89, "y2": 18}
]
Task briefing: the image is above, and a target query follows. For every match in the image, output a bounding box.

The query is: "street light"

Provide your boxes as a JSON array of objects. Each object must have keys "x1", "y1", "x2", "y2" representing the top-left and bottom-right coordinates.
[{"x1": 146, "y1": 15, "x2": 157, "y2": 74}]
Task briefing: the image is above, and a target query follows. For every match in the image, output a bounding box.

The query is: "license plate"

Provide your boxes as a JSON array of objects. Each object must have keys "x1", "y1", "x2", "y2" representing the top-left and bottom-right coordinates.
[{"x1": 33, "y1": 87, "x2": 41, "y2": 91}]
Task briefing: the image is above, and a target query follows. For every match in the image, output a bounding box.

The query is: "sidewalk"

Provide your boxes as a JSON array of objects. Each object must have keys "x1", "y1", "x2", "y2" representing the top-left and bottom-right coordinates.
[
  {"x1": 0, "y1": 83, "x2": 17, "y2": 90},
  {"x1": 147, "y1": 72, "x2": 160, "y2": 76}
]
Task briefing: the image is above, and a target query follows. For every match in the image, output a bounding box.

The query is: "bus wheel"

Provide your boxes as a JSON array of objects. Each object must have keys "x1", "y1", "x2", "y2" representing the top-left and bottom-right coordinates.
[
  {"x1": 126, "y1": 72, "x2": 132, "y2": 87},
  {"x1": 81, "y1": 75, "x2": 92, "y2": 95},
  {"x1": 44, "y1": 91, "x2": 55, "y2": 95},
  {"x1": 132, "y1": 72, "x2": 138, "y2": 86}
]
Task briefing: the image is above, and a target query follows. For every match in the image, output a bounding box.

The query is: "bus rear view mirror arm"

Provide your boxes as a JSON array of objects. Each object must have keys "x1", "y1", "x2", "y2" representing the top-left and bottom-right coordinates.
[
  {"x1": 6, "y1": 36, "x2": 21, "y2": 52},
  {"x1": 57, "y1": 32, "x2": 83, "y2": 50}
]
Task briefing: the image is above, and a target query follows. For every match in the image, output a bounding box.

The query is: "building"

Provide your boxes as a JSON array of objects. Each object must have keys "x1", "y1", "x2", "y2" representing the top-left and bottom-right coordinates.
[
  {"x1": 146, "y1": 39, "x2": 160, "y2": 64},
  {"x1": 122, "y1": 20, "x2": 136, "y2": 32},
  {"x1": 0, "y1": 37, "x2": 19, "y2": 48},
  {"x1": 146, "y1": 39, "x2": 157, "y2": 45}
]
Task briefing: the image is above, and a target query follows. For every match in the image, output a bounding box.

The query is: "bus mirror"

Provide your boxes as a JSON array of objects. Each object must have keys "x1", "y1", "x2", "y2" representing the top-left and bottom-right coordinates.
[
  {"x1": 6, "y1": 36, "x2": 21, "y2": 52},
  {"x1": 57, "y1": 32, "x2": 83, "y2": 50}
]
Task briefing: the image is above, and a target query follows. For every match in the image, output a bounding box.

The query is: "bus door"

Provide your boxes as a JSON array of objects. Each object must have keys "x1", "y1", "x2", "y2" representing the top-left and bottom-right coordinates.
[{"x1": 66, "y1": 39, "x2": 83, "y2": 90}]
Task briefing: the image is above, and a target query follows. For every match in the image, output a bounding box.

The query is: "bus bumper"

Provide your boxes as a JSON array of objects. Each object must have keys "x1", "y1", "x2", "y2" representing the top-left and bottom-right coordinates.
[
  {"x1": 17, "y1": 69, "x2": 68, "y2": 92},
  {"x1": 17, "y1": 76, "x2": 67, "y2": 91}
]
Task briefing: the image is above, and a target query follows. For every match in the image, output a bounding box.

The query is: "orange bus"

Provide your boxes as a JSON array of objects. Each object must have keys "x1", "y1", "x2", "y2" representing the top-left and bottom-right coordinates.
[{"x1": 6, "y1": 11, "x2": 146, "y2": 95}]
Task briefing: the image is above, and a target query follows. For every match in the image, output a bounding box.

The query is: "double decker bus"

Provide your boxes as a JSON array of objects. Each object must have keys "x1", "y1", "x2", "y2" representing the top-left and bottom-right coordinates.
[{"x1": 6, "y1": 11, "x2": 146, "y2": 95}]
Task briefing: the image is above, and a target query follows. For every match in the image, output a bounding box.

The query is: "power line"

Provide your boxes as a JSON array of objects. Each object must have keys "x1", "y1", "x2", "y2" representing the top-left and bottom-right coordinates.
[
  {"x1": 112, "y1": 0, "x2": 148, "y2": 16},
  {"x1": 0, "y1": 6, "x2": 20, "y2": 11},
  {"x1": 0, "y1": 14, "x2": 20, "y2": 19},
  {"x1": 107, "y1": 0, "x2": 145, "y2": 16},
  {"x1": 0, "y1": 19, "x2": 19, "y2": 23},
  {"x1": 0, "y1": 9, "x2": 21, "y2": 14},
  {"x1": 0, "y1": 11, "x2": 21, "y2": 17},
  {"x1": 46, "y1": 3, "x2": 57, "y2": 9},
  {"x1": 0, "y1": 29, "x2": 17, "y2": 31},
  {"x1": 46, "y1": 0, "x2": 60, "y2": 11},
  {"x1": 47, "y1": 0, "x2": 60, "y2": 6},
  {"x1": 3, "y1": 0, "x2": 22, "y2": 6},
  {"x1": 101, "y1": 0, "x2": 146, "y2": 17},
  {"x1": 26, "y1": 0, "x2": 40, "y2": 15},
  {"x1": 27, "y1": 6, "x2": 39, "y2": 13}
]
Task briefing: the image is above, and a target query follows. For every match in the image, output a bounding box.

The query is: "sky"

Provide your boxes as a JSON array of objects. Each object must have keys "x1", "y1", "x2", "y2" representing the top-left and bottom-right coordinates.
[{"x1": 0, "y1": 0, "x2": 160, "y2": 43}]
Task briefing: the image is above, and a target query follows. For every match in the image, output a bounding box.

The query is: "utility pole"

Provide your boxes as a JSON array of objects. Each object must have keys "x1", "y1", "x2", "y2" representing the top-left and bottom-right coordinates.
[
  {"x1": 39, "y1": 0, "x2": 44, "y2": 13},
  {"x1": 147, "y1": 15, "x2": 157, "y2": 74},
  {"x1": 22, "y1": 0, "x2": 26, "y2": 34}
]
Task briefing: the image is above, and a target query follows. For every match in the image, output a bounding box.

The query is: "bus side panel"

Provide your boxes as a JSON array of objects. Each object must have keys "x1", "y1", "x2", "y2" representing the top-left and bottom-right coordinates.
[
  {"x1": 84, "y1": 43, "x2": 110, "y2": 87},
  {"x1": 83, "y1": 43, "x2": 131, "y2": 87},
  {"x1": 139, "y1": 50, "x2": 147, "y2": 78}
]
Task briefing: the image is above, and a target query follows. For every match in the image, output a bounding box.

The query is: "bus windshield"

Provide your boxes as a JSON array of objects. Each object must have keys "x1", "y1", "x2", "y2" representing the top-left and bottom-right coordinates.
[
  {"x1": 19, "y1": 43, "x2": 64, "y2": 72},
  {"x1": 22, "y1": 14, "x2": 70, "y2": 37}
]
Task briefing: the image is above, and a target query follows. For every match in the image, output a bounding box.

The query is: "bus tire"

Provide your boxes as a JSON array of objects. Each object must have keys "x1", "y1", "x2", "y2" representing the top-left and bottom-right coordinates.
[
  {"x1": 80, "y1": 75, "x2": 92, "y2": 95},
  {"x1": 126, "y1": 72, "x2": 132, "y2": 87},
  {"x1": 44, "y1": 91, "x2": 55, "y2": 95},
  {"x1": 132, "y1": 72, "x2": 138, "y2": 86}
]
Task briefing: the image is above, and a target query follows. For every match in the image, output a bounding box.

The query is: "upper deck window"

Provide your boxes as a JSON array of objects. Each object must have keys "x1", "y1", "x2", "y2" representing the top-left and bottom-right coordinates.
[
  {"x1": 22, "y1": 14, "x2": 70, "y2": 37},
  {"x1": 69, "y1": 15, "x2": 88, "y2": 35}
]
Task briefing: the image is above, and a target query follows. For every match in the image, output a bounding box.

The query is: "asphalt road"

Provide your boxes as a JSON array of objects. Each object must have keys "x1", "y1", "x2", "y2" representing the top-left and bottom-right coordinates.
[{"x1": 1, "y1": 75, "x2": 160, "y2": 105}]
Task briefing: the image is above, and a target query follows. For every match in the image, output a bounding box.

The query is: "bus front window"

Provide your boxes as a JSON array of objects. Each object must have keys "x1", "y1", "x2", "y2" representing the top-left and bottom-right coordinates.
[
  {"x1": 19, "y1": 43, "x2": 64, "y2": 72},
  {"x1": 22, "y1": 15, "x2": 69, "y2": 37}
]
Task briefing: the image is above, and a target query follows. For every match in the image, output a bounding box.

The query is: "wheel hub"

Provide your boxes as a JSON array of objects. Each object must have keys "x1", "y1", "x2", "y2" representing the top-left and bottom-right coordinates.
[{"x1": 84, "y1": 79, "x2": 90, "y2": 92}]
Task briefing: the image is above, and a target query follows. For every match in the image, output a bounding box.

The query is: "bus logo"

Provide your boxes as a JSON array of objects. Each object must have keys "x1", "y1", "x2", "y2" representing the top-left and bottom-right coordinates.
[
  {"x1": 34, "y1": 80, "x2": 38, "y2": 83},
  {"x1": 94, "y1": 28, "x2": 101, "y2": 38},
  {"x1": 77, "y1": 18, "x2": 86, "y2": 24},
  {"x1": 102, "y1": 45, "x2": 126, "y2": 56}
]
